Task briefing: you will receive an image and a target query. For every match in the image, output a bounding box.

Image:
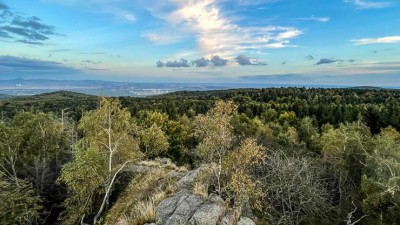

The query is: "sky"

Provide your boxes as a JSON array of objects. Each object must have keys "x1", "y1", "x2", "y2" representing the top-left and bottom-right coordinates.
[{"x1": 0, "y1": 0, "x2": 399, "y2": 86}]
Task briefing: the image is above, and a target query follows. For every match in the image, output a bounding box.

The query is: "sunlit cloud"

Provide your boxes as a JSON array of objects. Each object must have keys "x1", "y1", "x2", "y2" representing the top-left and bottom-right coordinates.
[
  {"x1": 147, "y1": 0, "x2": 302, "y2": 57},
  {"x1": 352, "y1": 36, "x2": 400, "y2": 45}
]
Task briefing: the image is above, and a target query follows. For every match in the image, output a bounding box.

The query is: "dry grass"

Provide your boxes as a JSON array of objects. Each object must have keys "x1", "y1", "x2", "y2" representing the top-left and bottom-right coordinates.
[
  {"x1": 115, "y1": 214, "x2": 130, "y2": 225},
  {"x1": 103, "y1": 161, "x2": 183, "y2": 225},
  {"x1": 177, "y1": 166, "x2": 188, "y2": 173},
  {"x1": 130, "y1": 200, "x2": 156, "y2": 225},
  {"x1": 114, "y1": 191, "x2": 168, "y2": 225},
  {"x1": 193, "y1": 181, "x2": 209, "y2": 198},
  {"x1": 192, "y1": 167, "x2": 213, "y2": 198}
]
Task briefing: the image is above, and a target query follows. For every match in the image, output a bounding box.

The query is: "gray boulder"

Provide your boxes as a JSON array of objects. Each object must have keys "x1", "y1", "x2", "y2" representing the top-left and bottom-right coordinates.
[
  {"x1": 175, "y1": 165, "x2": 208, "y2": 189},
  {"x1": 165, "y1": 194, "x2": 204, "y2": 225},
  {"x1": 237, "y1": 217, "x2": 256, "y2": 225},
  {"x1": 156, "y1": 190, "x2": 204, "y2": 225},
  {"x1": 156, "y1": 191, "x2": 226, "y2": 225},
  {"x1": 156, "y1": 190, "x2": 190, "y2": 223},
  {"x1": 188, "y1": 201, "x2": 225, "y2": 225}
]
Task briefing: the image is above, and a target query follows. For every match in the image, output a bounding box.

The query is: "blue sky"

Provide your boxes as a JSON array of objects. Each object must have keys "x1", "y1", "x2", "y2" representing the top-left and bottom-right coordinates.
[{"x1": 0, "y1": 0, "x2": 399, "y2": 86}]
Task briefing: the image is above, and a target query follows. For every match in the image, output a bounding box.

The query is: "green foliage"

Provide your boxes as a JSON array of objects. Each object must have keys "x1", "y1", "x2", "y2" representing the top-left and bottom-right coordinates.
[
  {"x1": 60, "y1": 98, "x2": 143, "y2": 224},
  {"x1": 0, "y1": 175, "x2": 42, "y2": 225},
  {"x1": 163, "y1": 115, "x2": 195, "y2": 164},
  {"x1": 0, "y1": 112, "x2": 69, "y2": 224},
  {"x1": 140, "y1": 123, "x2": 169, "y2": 158},
  {"x1": 58, "y1": 146, "x2": 107, "y2": 225},
  {"x1": 0, "y1": 112, "x2": 68, "y2": 193},
  {"x1": 361, "y1": 127, "x2": 400, "y2": 225},
  {"x1": 319, "y1": 122, "x2": 373, "y2": 223},
  {"x1": 78, "y1": 97, "x2": 142, "y2": 165},
  {"x1": 2, "y1": 89, "x2": 400, "y2": 224}
]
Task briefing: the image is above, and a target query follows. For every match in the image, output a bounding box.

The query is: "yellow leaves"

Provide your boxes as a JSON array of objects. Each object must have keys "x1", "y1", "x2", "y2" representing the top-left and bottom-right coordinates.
[
  {"x1": 194, "y1": 100, "x2": 236, "y2": 162},
  {"x1": 195, "y1": 100, "x2": 236, "y2": 133},
  {"x1": 141, "y1": 111, "x2": 169, "y2": 129},
  {"x1": 193, "y1": 100, "x2": 264, "y2": 212},
  {"x1": 222, "y1": 138, "x2": 265, "y2": 209},
  {"x1": 278, "y1": 111, "x2": 297, "y2": 125}
]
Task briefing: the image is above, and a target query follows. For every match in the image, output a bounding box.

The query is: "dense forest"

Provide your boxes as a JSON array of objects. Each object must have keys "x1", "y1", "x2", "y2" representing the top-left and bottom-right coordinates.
[{"x1": 1, "y1": 87, "x2": 400, "y2": 225}]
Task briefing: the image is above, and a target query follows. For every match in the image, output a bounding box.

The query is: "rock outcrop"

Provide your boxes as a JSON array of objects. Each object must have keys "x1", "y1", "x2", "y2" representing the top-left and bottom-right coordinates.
[
  {"x1": 106, "y1": 158, "x2": 256, "y2": 225},
  {"x1": 154, "y1": 165, "x2": 256, "y2": 225}
]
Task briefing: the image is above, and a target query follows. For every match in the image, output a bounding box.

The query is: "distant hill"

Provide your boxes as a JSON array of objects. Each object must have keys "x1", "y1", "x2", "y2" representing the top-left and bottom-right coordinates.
[
  {"x1": 35, "y1": 90, "x2": 94, "y2": 98},
  {"x1": 0, "y1": 91, "x2": 99, "y2": 122},
  {"x1": 8, "y1": 90, "x2": 95, "y2": 101},
  {"x1": 348, "y1": 86, "x2": 386, "y2": 90}
]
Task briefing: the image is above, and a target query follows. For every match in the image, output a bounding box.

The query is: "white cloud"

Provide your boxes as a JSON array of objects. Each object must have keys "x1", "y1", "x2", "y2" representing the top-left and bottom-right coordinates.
[
  {"x1": 344, "y1": 0, "x2": 392, "y2": 9},
  {"x1": 298, "y1": 17, "x2": 330, "y2": 22},
  {"x1": 148, "y1": 0, "x2": 302, "y2": 57},
  {"x1": 352, "y1": 36, "x2": 400, "y2": 45}
]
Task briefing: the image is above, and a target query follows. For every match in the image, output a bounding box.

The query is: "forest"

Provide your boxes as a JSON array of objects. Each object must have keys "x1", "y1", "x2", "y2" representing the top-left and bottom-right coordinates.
[{"x1": 1, "y1": 87, "x2": 400, "y2": 225}]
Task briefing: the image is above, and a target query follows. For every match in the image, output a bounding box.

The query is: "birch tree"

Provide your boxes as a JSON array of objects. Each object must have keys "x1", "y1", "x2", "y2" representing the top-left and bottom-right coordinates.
[
  {"x1": 60, "y1": 98, "x2": 142, "y2": 224},
  {"x1": 194, "y1": 100, "x2": 237, "y2": 195}
]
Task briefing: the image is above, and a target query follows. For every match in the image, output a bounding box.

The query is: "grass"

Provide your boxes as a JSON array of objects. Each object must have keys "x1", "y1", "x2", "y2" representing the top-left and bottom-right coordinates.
[{"x1": 103, "y1": 160, "x2": 183, "y2": 225}]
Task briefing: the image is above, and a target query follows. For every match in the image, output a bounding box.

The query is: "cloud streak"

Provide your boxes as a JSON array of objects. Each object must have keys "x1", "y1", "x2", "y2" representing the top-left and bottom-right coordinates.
[
  {"x1": 297, "y1": 16, "x2": 330, "y2": 22},
  {"x1": 344, "y1": 0, "x2": 392, "y2": 9},
  {"x1": 0, "y1": 55, "x2": 80, "y2": 75},
  {"x1": 352, "y1": 36, "x2": 400, "y2": 45},
  {"x1": 315, "y1": 58, "x2": 356, "y2": 65}
]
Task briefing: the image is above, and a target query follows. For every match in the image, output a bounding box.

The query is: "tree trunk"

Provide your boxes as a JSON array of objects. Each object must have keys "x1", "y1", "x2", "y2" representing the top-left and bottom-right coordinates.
[{"x1": 93, "y1": 161, "x2": 130, "y2": 224}]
